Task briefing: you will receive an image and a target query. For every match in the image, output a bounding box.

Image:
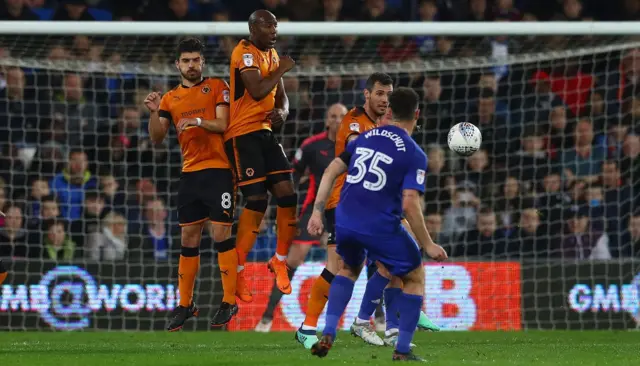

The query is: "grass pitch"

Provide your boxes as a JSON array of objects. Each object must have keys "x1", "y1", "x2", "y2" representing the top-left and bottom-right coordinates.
[{"x1": 0, "y1": 331, "x2": 637, "y2": 365}]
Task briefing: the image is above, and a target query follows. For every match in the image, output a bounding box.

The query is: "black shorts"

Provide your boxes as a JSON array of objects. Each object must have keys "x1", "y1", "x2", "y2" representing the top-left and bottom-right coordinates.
[
  {"x1": 324, "y1": 208, "x2": 336, "y2": 246},
  {"x1": 177, "y1": 168, "x2": 235, "y2": 226},
  {"x1": 293, "y1": 204, "x2": 328, "y2": 246},
  {"x1": 224, "y1": 130, "x2": 292, "y2": 195}
]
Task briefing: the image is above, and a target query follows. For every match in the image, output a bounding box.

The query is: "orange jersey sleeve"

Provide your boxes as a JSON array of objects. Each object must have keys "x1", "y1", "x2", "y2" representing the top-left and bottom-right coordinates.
[
  {"x1": 226, "y1": 39, "x2": 280, "y2": 140},
  {"x1": 326, "y1": 107, "x2": 378, "y2": 209},
  {"x1": 159, "y1": 78, "x2": 230, "y2": 172}
]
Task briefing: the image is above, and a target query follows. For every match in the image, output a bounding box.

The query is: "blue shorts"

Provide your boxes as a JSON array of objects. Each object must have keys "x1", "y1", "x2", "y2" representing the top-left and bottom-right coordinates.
[{"x1": 335, "y1": 224, "x2": 422, "y2": 277}]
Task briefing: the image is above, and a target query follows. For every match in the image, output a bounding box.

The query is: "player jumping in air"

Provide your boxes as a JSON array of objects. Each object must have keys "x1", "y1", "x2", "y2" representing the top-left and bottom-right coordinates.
[
  {"x1": 307, "y1": 87, "x2": 448, "y2": 361},
  {"x1": 255, "y1": 103, "x2": 347, "y2": 332},
  {"x1": 225, "y1": 10, "x2": 297, "y2": 303},
  {"x1": 295, "y1": 73, "x2": 440, "y2": 349},
  {"x1": 145, "y1": 38, "x2": 239, "y2": 330}
]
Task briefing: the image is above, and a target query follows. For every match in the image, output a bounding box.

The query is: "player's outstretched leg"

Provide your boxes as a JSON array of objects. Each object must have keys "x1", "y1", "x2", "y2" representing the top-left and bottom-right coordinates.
[
  {"x1": 234, "y1": 197, "x2": 269, "y2": 303},
  {"x1": 211, "y1": 224, "x2": 240, "y2": 326},
  {"x1": 168, "y1": 225, "x2": 202, "y2": 331},
  {"x1": 350, "y1": 267, "x2": 387, "y2": 346},
  {"x1": 257, "y1": 243, "x2": 310, "y2": 332},
  {"x1": 296, "y1": 244, "x2": 340, "y2": 349},
  {"x1": 268, "y1": 183, "x2": 299, "y2": 295},
  {"x1": 311, "y1": 263, "x2": 363, "y2": 358},
  {"x1": 0, "y1": 259, "x2": 7, "y2": 285},
  {"x1": 391, "y1": 266, "x2": 426, "y2": 362}
]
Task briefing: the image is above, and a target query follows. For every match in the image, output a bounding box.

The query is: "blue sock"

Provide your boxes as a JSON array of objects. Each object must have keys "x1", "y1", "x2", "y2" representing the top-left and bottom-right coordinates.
[
  {"x1": 322, "y1": 275, "x2": 355, "y2": 339},
  {"x1": 384, "y1": 287, "x2": 402, "y2": 331},
  {"x1": 357, "y1": 271, "x2": 390, "y2": 322},
  {"x1": 396, "y1": 293, "x2": 423, "y2": 354}
]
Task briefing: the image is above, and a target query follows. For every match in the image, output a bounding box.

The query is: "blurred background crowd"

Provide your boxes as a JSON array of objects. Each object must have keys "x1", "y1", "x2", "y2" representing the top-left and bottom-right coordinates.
[{"x1": 0, "y1": 0, "x2": 639, "y2": 263}]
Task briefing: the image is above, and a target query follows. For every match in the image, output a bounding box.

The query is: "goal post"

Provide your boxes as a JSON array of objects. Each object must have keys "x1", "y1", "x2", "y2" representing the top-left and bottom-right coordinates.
[{"x1": 0, "y1": 21, "x2": 639, "y2": 332}]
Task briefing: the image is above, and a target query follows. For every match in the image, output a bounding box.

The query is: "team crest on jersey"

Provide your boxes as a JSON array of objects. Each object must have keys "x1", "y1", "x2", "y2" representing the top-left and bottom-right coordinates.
[
  {"x1": 201, "y1": 85, "x2": 211, "y2": 94},
  {"x1": 416, "y1": 169, "x2": 425, "y2": 185},
  {"x1": 245, "y1": 168, "x2": 255, "y2": 177},
  {"x1": 294, "y1": 148, "x2": 303, "y2": 162},
  {"x1": 243, "y1": 53, "x2": 254, "y2": 67},
  {"x1": 349, "y1": 122, "x2": 360, "y2": 132},
  {"x1": 223, "y1": 90, "x2": 229, "y2": 103}
]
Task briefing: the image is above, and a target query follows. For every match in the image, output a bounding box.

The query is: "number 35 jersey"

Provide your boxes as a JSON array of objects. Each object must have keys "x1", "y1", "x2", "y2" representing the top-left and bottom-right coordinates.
[{"x1": 336, "y1": 125, "x2": 428, "y2": 235}]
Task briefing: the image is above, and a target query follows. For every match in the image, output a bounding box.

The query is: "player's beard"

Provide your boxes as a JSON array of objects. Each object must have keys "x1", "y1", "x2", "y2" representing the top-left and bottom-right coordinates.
[{"x1": 181, "y1": 69, "x2": 202, "y2": 83}]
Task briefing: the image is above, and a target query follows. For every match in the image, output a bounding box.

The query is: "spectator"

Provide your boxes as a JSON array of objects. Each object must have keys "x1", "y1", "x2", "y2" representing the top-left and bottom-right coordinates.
[
  {"x1": 508, "y1": 126, "x2": 551, "y2": 184},
  {"x1": 424, "y1": 211, "x2": 446, "y2": 246},
  {"x1": 51, "y1": 73, "x2": 99, "y2": 148},
  {"x1": 25, "y1": 178, "x2": 50, "y2": 222},
  {"x1": 562, "y1": 119, "x2": 607, "y2": 184},
  {"x1": 423, "y1": 145, "x2": 453, "y2": 213},
  {"x1": 596, "y1": 118, "x2": 630, "y2": 159},
  {"x1": 41, "y1": 219, "x2": 76, "y2": 261},
  {"x1": 441, "y1": 188, "x2": 479, "y2": 241},
  {"x1": 493, "y1": 176, "x2": 523, "y2": 233},
  {"x1": 0, "y1": 205, "x2": 29, "y2": 257},
  {"x1": 359, "y1": 0, "x2": 398, "y2": 21},
  {"x1": 507, "y1": 206, "x2": 549, "y2": 259},
  {"x1": 125, "y1": 178, "x2": 157, "y2": 228},
  {"x1": 601, "y1": 161, "x2": 634, "y2": 250},
  {"x1": 316, "y1": 0, "x2": 345, "y2": 21},
  {"x1": 455, "y1": 207, "x2": 508, "y2": 258},
  {"x1": 536, "y1": 168, "x2": 570, "y2": 232},
  {"x1": 620, "y1": 133, "x2": 640, "y2": 186},
  {"x1": 50, "y1": 149, "x2": 98, "y2": 221},
  {"x1": 85, "y1": 211, "x2": 127, "y2": 261},
  {"x1": 52, "y1": 0, "x2": 96, "y2": 21},
  {"x1": 460, "y1": 88, "x2": 511, "y2": 162},
  {"x1": 377, "y1": 36, "x2": 417, "y2": 63},
  {"x1": 455, "y1": 149, "x2": 492, "y2": 198},
  {"x1": 99, "y1": 175, "x2": 126, "y2": 212},
  {"x1": 0, "y1": 0, "x2": 39, "y2": 20},
  {"x1": 467, "y1": 0, "x2": 491, "y2": 21},
  {"x1": 27, "y1": 194, "x2": 60, "y2": 244},
  {"x1": 618, "y1": 213, "x2": 640, "y2": 257},
  {"x1": 418, "y1": 74, "x2": 453, "y2": 145},
  {"x1": 70, "y1": 191, "x2": 105, "y2": 250},
  {"x1": 0, "y1": 67, "x2": 48, "y2": 146},
  {"x1": 558, "y1": 205, "x2": 611, "y2": 260},
  {"x1": 130, "y1": 198, "x2": 172, "y2": 261}
]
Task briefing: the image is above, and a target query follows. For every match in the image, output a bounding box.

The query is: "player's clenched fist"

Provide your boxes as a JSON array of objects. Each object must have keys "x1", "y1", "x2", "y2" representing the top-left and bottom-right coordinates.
[
  {"x1": 425, "y1": 243, "x2": 448, "y2": 262},
  {"x1": 144, "y1": 92, "x2": 162, "y2": 112},
  {"x1": 307, "y1": 212, "x2": 324, "y2": 237},
  {"x1": 278, "y1": 56, "x2": 295, "y2": 72}
]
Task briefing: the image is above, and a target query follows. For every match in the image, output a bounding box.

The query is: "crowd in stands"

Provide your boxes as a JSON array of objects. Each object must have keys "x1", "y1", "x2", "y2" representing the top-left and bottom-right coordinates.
[{"x1": 0, "y1": 0, "x2": 639, "y2": 262}]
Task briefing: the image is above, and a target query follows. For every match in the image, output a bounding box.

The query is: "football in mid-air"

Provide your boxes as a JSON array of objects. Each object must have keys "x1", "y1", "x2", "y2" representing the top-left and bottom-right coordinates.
[{"x1": 447, "y1": 122, "x2": 482, "y2": 156}]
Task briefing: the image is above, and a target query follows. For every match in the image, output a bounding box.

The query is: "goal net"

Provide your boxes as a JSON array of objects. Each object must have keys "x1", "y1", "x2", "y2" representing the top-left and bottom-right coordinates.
[{"x1": 0, "y1": 21, "x2": 639, "y2": 332}]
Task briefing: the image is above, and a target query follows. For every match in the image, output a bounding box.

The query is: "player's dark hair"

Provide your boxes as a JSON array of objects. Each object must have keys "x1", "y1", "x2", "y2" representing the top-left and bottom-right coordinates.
[
  {"x1": 479, "y1": 87, "x2": 495, "y2": 99},
  {"x1": 365, "y1": 72, "x2": 393, "y2": 91},
  {"x1": 175, "y1": 37, "x2": 205, "y2": 60},
  {"x1": 388, "y1": 87, "x2": 419, "y2": 122}
]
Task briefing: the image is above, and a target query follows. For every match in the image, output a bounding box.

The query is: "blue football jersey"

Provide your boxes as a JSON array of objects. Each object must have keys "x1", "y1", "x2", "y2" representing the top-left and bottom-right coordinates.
[{"x1": 335, "y1": 125, "x2": 428, "y2": 235}]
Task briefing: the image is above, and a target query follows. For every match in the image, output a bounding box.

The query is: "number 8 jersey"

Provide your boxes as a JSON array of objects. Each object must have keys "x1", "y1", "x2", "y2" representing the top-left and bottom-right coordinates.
[
  {"x1": 326, "y1": 106, "x2": 378, "y2": 210},
  {"x1": 336, "y1": 125, "x2": 428, "y2": 235}
]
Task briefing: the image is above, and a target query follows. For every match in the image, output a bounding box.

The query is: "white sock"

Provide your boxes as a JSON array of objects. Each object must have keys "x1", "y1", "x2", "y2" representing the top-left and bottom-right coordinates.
[
  {"x1": 385, "y1": 328, "x2": 398, "y2": 337},
  {"x1": 301, "y1": 324, "x2": 316, "y2": 331},
  {"x1": 355, "y1": 317, "x2": 370, "y2": 325},
  {"x1": 275, "y1": 253, "x2": 286, "y2": 261},
  {"x1": 237, "y1": 265, "x2": 244, "y2": 273}
]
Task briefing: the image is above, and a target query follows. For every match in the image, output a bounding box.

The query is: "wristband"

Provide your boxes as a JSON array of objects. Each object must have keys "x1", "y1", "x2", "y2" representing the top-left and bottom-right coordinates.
[{"x1": 196, "y1": 118, "x2": 202, "y2": 126}]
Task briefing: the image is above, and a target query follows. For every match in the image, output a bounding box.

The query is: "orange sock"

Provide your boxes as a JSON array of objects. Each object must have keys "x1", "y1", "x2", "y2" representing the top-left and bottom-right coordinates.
[
  {"x1": 276, "y1": 205, "x2": 298, "y2": 258},
  {"x1": 235, "y1": 207, "x2": 265, "y2": 266},
  {"x1": 217, "y1": 239, "x2": 238, "y2": 305},
  {"x1": 178, "y1": 247, "x2": 200, "y2": 307},
  {"x1": 0, "y1": 271, "x2": 6, "y2": 285},
  {"x1": 303, "y1": 268, "x2": 334, "y2": 328}
]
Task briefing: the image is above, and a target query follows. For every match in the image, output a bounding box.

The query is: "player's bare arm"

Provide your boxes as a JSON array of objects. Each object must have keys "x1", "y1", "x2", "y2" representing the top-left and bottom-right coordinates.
[
  {"x1": 176, "y1": 104, "x2": 229, "y2": 133},
  {"x1": 307, "y1": 158, "x2": 348, "y2": 236},
  {"x1": 269, "y1": 77, "x2": 289, "y2": 127},
  {"x1": 145, "y1": 92, "x2": 170, "y2": 143},
  {"x1": 241, "y1": 56, "x2": 294, "y2": 101},
  {"x1": 402, "y1": 189, "x2": 447, "y2": 261}
]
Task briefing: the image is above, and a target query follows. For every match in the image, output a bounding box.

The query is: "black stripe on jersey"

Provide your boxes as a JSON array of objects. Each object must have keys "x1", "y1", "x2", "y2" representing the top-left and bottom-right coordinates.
[
  {"x1": 233, "y1": 68, "x2": 246, "y2": 101},
  {"x1": 159, "y1": 109, "x2": 172, "y2": 123}
]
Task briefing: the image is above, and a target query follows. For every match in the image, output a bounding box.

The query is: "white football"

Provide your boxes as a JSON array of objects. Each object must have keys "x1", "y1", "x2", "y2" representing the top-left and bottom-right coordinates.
[{"x1": 447, "y1": 122, "x2": 482, "y2": 156}]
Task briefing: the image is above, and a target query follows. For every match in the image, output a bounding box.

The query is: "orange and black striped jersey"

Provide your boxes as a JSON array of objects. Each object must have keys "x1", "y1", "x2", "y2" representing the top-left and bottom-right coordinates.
[
  {"x1": 159, "y1": 77, "x2": 231, "y2": 172},
  {"x1": 226, "y1": 39, "x2": 280, "y2": 140},
  {"x1": 326, "y1": 106, "x2": 378, "y2": 210}
]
